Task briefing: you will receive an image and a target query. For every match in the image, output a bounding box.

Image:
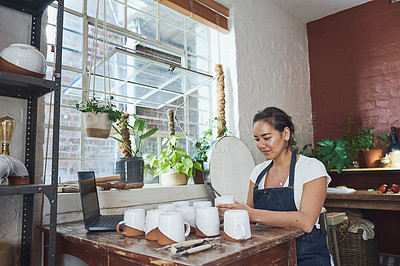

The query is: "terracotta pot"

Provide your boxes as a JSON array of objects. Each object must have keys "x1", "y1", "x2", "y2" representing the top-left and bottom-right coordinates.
[
  {"x1": 362, "y1": 149, "x2": 383, "y2": 168},
  {"x1": 160, "y1": 172, "x2": 187, "y2": 186},
  {"x1": 193, "y1": 168, "x2": 204, "y2": 184},
  {"x1": 83, "y1": 112, "x2": 112, "y2": 138}
]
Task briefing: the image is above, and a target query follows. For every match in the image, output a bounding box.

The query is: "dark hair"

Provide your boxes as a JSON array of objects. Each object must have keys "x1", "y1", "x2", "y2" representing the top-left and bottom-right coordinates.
[{"x1": 253, "y1": 107, "x2": 295, "y2": 149}]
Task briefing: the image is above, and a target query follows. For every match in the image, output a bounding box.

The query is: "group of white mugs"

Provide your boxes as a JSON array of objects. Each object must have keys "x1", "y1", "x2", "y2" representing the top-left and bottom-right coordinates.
[{"x1": 116, "y1": 195, "x2": 252, "y2": 246}]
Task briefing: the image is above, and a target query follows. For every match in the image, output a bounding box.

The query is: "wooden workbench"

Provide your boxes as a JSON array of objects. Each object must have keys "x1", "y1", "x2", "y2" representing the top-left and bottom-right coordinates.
[
  {"x1": 325, "y1": 190, "x2": 400, "y2": 211},
  {"x1": 39, "y1": 222, "x2": 303, "y2": 265},
  {"x1": 326, "y1": 168, "x2": 400, "y2": 255}
]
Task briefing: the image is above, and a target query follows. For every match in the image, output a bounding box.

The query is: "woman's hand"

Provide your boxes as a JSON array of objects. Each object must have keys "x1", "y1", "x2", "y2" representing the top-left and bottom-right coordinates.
[{"x1": 216, "y1": 202, "x2": 255, "y2": 222}]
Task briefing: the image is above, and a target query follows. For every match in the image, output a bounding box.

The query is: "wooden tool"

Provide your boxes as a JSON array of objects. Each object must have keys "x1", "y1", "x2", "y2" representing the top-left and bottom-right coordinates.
[
  {"x1": 96, "y1": 182, "x2": 144, "y2": 190},
  {"x1": 96, "y1": 182, "x2": 126, "y2": 190},
  {"x1": 95, "y1": 175, "x2": 121, "y2": 183}
]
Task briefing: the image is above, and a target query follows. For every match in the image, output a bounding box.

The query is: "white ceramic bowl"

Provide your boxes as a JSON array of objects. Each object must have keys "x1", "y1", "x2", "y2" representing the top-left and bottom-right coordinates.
[{"x1": 0, "y1": 43, "x2": 46, "y2": 77}]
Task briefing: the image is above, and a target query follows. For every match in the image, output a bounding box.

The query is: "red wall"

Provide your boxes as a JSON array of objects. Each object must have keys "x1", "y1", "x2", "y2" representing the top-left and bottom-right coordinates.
[{"x1": 307, "y1": 0, "x2": 400, "y2": 143}]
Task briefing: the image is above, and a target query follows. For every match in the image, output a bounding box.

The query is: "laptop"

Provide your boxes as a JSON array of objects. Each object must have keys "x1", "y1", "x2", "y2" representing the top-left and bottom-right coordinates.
[{"x1": 78, "y1": 171, "x2": 123, "y2": 231}]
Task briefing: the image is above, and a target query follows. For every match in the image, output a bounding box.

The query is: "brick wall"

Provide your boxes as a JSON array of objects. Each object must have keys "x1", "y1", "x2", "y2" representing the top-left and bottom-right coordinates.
[{"x1": 307, "y1": 0, "x2": 400, "y2": 142}]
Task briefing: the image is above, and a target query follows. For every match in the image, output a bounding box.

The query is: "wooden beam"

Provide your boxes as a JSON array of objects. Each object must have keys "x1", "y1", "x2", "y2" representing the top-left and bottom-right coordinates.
[{"x1": 156, "y1": 0, "x2": 229, "y2": 34}]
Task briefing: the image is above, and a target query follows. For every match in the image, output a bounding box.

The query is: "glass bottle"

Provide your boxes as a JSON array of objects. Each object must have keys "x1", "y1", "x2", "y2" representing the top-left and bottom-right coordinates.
[
  {"x1": 388, "y1": 127, "x2": 400, "y2": 153},
  {"x1": 388, "y1": 127, "x2": 400, "y2": 168}
]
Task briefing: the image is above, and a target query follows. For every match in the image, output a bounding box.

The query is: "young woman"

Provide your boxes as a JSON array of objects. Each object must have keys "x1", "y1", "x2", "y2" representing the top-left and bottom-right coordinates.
[{"x1": 217, "y1": 107, "x2": 331, "y2": 265}]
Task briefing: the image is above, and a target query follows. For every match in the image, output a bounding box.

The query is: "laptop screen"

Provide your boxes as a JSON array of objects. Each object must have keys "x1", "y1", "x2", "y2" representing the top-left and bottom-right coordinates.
[{"x1": 78, "y1": 171, "x2": 100, "y2": 225}]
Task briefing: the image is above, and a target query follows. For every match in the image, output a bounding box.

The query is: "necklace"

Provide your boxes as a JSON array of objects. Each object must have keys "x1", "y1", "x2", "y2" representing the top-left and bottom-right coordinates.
[{"x1": 271, "y1": 166, "x2": 288, "y2": 187}]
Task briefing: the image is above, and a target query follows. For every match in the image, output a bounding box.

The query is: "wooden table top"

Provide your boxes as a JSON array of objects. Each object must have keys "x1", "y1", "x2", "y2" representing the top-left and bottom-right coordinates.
[{"x1": 42, "y1": 221, "x2": 303, "y2": 265}]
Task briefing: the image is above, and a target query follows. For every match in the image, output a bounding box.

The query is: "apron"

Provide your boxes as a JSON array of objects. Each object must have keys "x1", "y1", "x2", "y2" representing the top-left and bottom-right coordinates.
[{"x1": 253, "y1": 151, "x2": 330, "y2": 266}]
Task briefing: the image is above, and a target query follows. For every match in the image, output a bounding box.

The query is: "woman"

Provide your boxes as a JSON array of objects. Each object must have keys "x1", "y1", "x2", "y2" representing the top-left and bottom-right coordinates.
[{"x1": 217, "y1": 107, "x2": 331, "y2": 265}]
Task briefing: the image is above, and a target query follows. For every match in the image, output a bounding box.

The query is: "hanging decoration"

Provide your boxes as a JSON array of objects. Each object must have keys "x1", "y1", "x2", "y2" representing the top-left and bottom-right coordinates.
[{"x1": 215, "y1": 64, "x2": 226, "y2": 137}]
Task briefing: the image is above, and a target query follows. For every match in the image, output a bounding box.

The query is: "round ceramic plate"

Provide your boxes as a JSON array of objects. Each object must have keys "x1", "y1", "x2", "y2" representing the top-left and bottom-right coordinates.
[{"x1": 206, "y1": 136, "x2": 255, "y2": 203}]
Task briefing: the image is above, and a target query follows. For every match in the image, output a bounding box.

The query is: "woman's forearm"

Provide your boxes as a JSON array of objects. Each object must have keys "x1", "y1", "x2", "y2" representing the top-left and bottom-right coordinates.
[{"x1": 248, "y1": 208, "x2": 316, "y2": 233}]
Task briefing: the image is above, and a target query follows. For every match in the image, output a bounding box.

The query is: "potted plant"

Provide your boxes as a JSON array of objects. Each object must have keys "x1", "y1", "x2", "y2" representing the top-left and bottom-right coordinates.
[
  {"x1": 72, "y1": 95, "x2": 123, "y2": 138},
  {"x1": 111, "y1": 114, "x2": 158, "y2": 185},
  {"x1": 316, "y1": 138, "x2": 356, "y2": 173},
  {"x1": 351, "y1": 127, "x2": 389, "y2": 168},
  {"x1": 150, "y1": 135, "x2": 201, "y2": 186},
  {"x1": 191, "y1": 117, "x2": 228, "y2": 184}
]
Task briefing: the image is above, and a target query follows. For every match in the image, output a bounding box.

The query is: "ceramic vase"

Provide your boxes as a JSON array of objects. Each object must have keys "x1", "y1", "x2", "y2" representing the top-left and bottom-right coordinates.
[{"x1": 160, "y1": 172, "x2": 187, "y2": 186}]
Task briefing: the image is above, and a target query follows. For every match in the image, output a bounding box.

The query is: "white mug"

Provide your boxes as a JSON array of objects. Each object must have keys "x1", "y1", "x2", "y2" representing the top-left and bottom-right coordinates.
[
  {"x1": 193, "y1": 201, "x2": 212, "y2": 209},
  {"x1": 145, "y1": 209, "x2": 164, "y2": 241},
  {"x1": 158, "y1": 212, "x2": 190, "y2": 246},
  {"x1": 215, "y1": 195, "x2": 235, "y2": 206},
  {"x1": 158, "y1": 203, "x2": 176, "y2": 212},
  {"x1": 195, "y1": 207, "x2": 220, "y2": 237},
  {"x1": 116, "y1": 208, "x2": 145, "y2": 237},
  {"x1": 173, "y1": 200, "x2": 190, "y2": 207},
  {"x1": 224, "y1": 210, "x2": 251, "y2": 241},
  {"x1": 176, "y1": 206, "x2": 196, "y2": 233}
]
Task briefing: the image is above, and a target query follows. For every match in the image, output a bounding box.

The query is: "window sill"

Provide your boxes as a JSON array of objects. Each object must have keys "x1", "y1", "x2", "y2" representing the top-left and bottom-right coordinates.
[{"x1": 43, "y1": 184, "x2": 209, "y2": 224}]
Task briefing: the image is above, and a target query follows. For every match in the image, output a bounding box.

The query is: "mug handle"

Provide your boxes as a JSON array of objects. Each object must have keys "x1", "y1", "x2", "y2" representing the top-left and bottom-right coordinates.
[
  {"x1": 237, "y1": 223, "x2": 246, "y2": 239},
  {"x1": 184, "y1": 222, "x2": 191, "y2": 237},
  {"x1": 116, "y1": 221, "x2": 126, "y2": 235}
]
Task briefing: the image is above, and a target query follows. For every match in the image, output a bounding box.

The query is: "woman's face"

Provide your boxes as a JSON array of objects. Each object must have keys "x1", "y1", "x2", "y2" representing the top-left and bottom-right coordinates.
[{"x1": 253, "y1": 120, "x2": 290, "y2": 160}]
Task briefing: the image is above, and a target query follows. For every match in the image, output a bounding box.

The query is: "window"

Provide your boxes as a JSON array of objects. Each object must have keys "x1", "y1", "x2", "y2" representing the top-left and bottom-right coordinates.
[{"x1": 43, "y1": 0, "x2": 214, "y2": 183}]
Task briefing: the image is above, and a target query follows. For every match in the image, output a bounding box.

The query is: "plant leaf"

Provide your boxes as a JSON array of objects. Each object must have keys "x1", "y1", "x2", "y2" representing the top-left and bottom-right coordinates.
[{"x1": 140, "y1": 128, "x2": 158, "y2": 139}]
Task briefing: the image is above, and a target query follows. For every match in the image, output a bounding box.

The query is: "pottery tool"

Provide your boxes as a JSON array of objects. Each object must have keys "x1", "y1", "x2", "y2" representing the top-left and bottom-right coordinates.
[{"x1": 156, "y1": 237, "x2": 222, "y2": 256}]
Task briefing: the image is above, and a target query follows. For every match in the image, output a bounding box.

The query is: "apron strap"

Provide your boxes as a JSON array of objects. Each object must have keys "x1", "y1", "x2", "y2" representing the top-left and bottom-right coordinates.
[
  {"x1": 254, "y1": 161, "x2": 273, "y2": 188},
  {"x1": 288, "y1": 150, "x2": 296, "y2": 187}
]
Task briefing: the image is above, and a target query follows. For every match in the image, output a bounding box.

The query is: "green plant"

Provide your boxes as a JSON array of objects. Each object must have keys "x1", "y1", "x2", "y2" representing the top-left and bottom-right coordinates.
[
  {"x1": 111, "y1": 114, "x2": 158, "y2": 157},
  {"x1": 72, "y1": 95, "x2": 123, "y2": 122},
  {"x1": 351, "y1": 127, "x2": 390, "y2": 152},
  {"x1": 150, "y1": 135, "x2": 202, "y2": 178},
  {"x1": 316, "y1": 138, "x2": 356, "y2": 173}
]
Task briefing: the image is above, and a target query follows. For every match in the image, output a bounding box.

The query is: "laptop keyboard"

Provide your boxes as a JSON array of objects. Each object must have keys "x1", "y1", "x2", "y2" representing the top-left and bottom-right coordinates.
[{"x1": 93, "y1": 215, "x2": 123, "y2": 227}]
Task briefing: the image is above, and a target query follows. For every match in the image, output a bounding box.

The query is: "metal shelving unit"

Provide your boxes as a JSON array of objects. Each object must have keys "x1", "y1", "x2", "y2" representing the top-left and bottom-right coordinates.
[{"x1": 0, "y1": 0, "x2": 63, "y2": 265}]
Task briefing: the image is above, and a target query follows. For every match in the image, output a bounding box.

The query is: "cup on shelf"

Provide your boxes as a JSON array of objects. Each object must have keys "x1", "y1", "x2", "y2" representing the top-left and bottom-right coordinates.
[{"x1": 116, "y1": 208, "x2": 145, "y2": 237}]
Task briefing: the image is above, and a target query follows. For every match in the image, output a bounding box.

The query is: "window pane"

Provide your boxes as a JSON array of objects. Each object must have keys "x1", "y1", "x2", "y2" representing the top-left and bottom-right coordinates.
[
  {"x1": 83, "y1": 160, "x2": 116, "y2": 177},
  {"x1": 65, "y1": 0, "x2": 83, "y2": 13},
  {"x1": 189, "y1": 96, "x2": 210, "y2": 112},
  {"x1": 127, "y1": 8, "x2": 157, "y2": 40},
  {"x1": 60, "y1": 107, "x2": 81, "y2": 128},
  {"x1": 59, "y1": 130, "x2": 81, "y2": 158},
  {"x1": 187, "y1": 32, "x2": 209, "y2": 58},
  {"x1": 189, "y1": 109, "x2": 210, "y2": 125},
  {"x1": 159, "y1": 4, "x2": 184, "y2": 28},
  {"x1": 84, "y1": 137, "x2": 117, "y2": 159},
  {"x1": 160, "y1": 22, "x2": 184, "y2": 50},
  {"x1": 58, "y1": 160, "x2": 80, "y2": 182},
  {"x1": 187, "y1": 19, "x2": 209, "y2": 37},
  {"x1": 188, "y1": 55, "x2": 209, "y2": 73},
  {"x1": 87, "y1": 0, "x2": 124, "y2": 28},
  {"x1": 127, "y1": 0, "x2": 157, "y2": 16}
]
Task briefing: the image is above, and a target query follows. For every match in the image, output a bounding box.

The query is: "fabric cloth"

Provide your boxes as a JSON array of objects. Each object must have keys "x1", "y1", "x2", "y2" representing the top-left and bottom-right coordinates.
[
  {"x1": 253, "y1": 151, "x2": 331, "y2": 265},
  {"x1": 250, "y1": 154, "x2": 331, "y2": 225},
  {"x1": 0, "y1": 155, "x2": 28, "y2": 184},
  {"x1": 348, "y1": 214, "x2": 375, "y2": 240}
]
